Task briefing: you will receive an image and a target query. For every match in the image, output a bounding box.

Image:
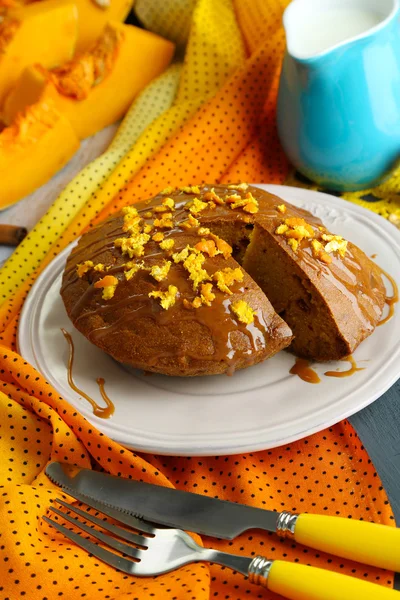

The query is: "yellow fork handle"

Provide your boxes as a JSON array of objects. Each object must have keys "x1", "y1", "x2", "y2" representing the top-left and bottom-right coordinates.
[
  {"x1": 294, "y1": 513, "x2": 400, "y2": 571},
  {"x1": 264, "y1": 560, "x2": 399, "y2": 599}
]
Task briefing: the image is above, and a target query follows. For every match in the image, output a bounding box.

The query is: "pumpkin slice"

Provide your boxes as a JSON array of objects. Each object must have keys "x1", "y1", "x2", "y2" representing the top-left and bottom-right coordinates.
[
  {"x1": 50, "y1": 0, "x2": 133, "y2": 53},
  {"x1": 0, "y1": 98, "x2": 80, "y2": 209},
  {"x1": 0, "y1": 0, "x2": 78, "y2": 104},
  {"x1": 3, "y1": 21, "x2": 175, "y2": 139}
]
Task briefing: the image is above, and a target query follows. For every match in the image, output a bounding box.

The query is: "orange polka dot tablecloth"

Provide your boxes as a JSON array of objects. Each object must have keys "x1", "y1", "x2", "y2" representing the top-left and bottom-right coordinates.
[{"x1": 0, "y1": 0, "x2": 397, "y2": 598}]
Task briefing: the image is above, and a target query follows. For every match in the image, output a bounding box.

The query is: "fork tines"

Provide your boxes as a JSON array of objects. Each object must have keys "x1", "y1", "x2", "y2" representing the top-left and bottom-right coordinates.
[{"x1": 43, "y1": 497, "x2": 151, "y2": 574}]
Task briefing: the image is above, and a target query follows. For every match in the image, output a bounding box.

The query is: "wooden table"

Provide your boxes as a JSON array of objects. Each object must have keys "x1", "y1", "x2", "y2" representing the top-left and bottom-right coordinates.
[{"x1": 1, "y1": 134, "x2": 399, "y2": 585}]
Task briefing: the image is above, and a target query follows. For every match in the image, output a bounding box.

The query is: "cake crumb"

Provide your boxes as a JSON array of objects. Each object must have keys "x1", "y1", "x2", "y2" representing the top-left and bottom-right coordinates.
[
  {"x1": 154, "y1": 205, "x2": 168, "y2": 213},
  {"x1": 231, "y1": 300, "x2": 255, "y2": 324},
  {"x1": 93, "y1": 263, "x2": 105, "y2": 272},
  {"x1": 152, "y1": 232, "x2": 164, "y2": 242},
  {"x1": 277, "y1": 204, "x2": 287, "y2": 214},
  {"x1": 144, "y1": 211, "x2": 153, "y2": 219}
]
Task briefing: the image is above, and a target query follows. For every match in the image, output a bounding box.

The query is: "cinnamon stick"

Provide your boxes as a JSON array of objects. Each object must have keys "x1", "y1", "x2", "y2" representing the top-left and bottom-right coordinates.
[{"x1": 0, "y1": 225, "x2": 27, "y2": 246}]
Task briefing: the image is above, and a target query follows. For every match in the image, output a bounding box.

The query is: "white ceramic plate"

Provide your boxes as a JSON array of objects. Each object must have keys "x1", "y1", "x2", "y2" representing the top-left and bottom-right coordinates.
[{"x1": 18, "y1": 185, "x2": 400, "y2": 456}]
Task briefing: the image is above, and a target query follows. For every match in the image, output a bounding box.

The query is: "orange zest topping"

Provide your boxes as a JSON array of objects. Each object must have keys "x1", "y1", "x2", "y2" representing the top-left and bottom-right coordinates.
[
  {"x1": 275, "y1": 217, "x2": 315, "y2": 251},
  {"x1": 94, "y1": 275, "x2": 118, "y2": 288},
  {"x1": 160, "y1": 186, "x2": 174, "y2": 196},
  {"x1": 76, "y1": 260, "x2": 94, "y2": 277},
  {"x1": 162, "y1": 197, "x2": 175, "y2": 210},
  {"x1": 159, "y1": 238, "x2": 175, "y2": 251},
  {"x1": 181, "y1": 185, "x2": 201, "y2": 195},
  {"x1": 211, "y1": 234, "x2": 232, "y2": 259},
  {"x1": 321, "y1": 234, "x2": 348, "y2": 257},
  {"x1": 180, "y1": 214, "x2": 200, "y2": 229},
  {"x1": 150, "y1": 260, "x2": 171, "y2": 282},
  {"x1": 194, "y1": 239, "x2": 218, "y2": 257},
  {"x1": 227, "y1": 183, "x2": 248, "y2": 191},
  {"x1": 200, "y1": 283, "x2": 215, "y2": 306},
  {"x1": 149, "y1": 285, "x2": 178, "y2": 310},
  {"x1": 94, "y1": 275, "x2": 118, "y2": 300},
  {"x1": 114, "y1": 233, "x2": 150, "y2": 258},
  {"x1": 186, "y1": 197, "x2": 208, "y2": 216},
  {"x1": 153, "y1": 213, "x2": 174, "y2": 229},
  {"x1": 311, "y1": 239, "x2": 332, "y2": 264},
  {"x1": 231, "y1": 300, "x2": 255, "y2": 324},
  {"x1": 203, "y1": 189, "x2": 224, "y2": 205},
  {"x1": 212, "y1": 267, "x2": 243, "y2": 294}
]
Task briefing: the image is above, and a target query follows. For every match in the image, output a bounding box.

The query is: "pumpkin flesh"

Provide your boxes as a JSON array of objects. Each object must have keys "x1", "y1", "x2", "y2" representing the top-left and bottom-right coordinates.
[
  {"x1": 0, "y1": 0, "x2": 78, "y2": 103},
  {"x1": 0, "y1": 99, "x2": 80, "y2": 209},
  {"x1": 3, "y1": 22, "x2": 175, "y2": 139}
]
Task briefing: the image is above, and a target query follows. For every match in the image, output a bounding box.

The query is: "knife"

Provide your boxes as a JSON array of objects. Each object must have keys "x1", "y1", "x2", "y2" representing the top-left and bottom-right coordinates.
[{"x1": 46, "y1": 462, "x2": 400, "y2": 572}]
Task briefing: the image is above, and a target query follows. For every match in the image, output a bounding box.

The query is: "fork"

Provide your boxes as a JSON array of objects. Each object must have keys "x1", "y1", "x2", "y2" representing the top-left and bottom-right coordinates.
[{"x1": 43, "y1": 494, "x2": 399, "y2": 599}]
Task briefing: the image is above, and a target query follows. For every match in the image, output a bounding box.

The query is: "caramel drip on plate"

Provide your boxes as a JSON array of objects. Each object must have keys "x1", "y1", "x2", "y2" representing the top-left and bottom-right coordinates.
[
  {"x1": 324, "y1": 355, "x2": 364, "y2": 378},
  {"x1": 289, "y1": 358, "x2": 320, "y2": 384},
  {"x1": 377, "y1": 267, "x2": 398, "y2": 326},
  {"x1": 61, "y1": 328, "x2": 115, "y2": 419}
]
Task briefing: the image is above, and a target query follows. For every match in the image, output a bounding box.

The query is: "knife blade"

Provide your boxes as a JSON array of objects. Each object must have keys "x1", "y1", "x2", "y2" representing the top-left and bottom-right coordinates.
[
  {"x1": 46, "y1": 461, "x2": 400, "y2": 572},
  {"x1": 46, "y1": 461, "x2": 279, "y2": 537}
]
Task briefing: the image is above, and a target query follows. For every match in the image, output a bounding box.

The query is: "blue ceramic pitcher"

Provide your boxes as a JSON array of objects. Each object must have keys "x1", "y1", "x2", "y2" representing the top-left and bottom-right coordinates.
[{"x1": 277, "y1": 0, "x2": 400, "y2": 190}]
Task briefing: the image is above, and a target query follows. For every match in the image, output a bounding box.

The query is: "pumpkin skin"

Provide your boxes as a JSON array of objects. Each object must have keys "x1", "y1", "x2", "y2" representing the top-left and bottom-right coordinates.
[
  {"x1": 3, "y1": 21, "x2": 175, "y2": 140},
  {"x1": 49, "y1": 0, "x2": 134, "y2": 53},
  {"x1": 0, "y1": 0, "x2": 78, "y2": 104},
  {"x1": 0, "y1": 98, "x2": 80, "y2": 209}
]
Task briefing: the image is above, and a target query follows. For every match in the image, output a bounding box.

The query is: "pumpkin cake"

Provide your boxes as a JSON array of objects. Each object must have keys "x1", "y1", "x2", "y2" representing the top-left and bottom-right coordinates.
[{"x1": 61, "y1": 184, "x2": 386, "y2": 375}]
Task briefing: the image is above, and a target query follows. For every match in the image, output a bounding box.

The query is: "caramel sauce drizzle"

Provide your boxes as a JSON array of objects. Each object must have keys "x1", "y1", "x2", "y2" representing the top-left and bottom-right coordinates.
[
  {"x1": 289, "y1": 358, "x2": 320, "y2": 384},
  {"x1": 324, "y1": 355, "x2": 364, "y2": 378},
  {"x1": 377, "y1": 267, "x2": 398, "y2": 326},
  {"x1": 61, "y1": 328, "x2": 115, "y2": 419},
  {"x1": 290, "y1": 354, "x2": 364, "y2": 383}
]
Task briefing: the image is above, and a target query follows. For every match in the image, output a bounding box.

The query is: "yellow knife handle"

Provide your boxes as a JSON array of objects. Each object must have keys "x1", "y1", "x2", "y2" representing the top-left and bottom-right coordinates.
[
  {"x1": 293, "y1": 513, "x2": 400, "y2": 571},
  {"x1": 248, "y1": 557, "x2": 399, "y2": 599}
]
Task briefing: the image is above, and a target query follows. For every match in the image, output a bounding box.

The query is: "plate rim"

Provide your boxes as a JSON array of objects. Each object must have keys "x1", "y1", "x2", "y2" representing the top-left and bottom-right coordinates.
[{"x1": 18, "y1": 184, "x2": 400, "y2": 455}]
